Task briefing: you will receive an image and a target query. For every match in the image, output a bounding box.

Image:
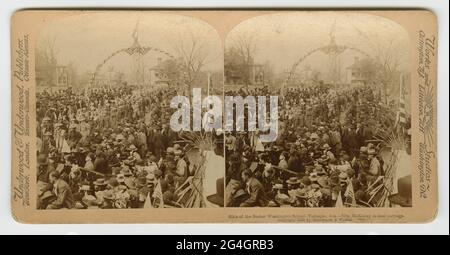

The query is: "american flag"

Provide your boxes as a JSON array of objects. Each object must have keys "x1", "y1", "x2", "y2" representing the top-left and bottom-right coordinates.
[
  {"x1": 152, "y1": 180, "x2": 165, "y2": 208},
  {"x1": 396, "y1": 73, "x2": 407, "y2": 128}
]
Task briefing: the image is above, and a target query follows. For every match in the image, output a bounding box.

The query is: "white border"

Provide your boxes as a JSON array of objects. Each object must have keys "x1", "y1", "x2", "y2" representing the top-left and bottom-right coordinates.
[{"x1": 1, "y1": 0, "x2": 448, "y2": 235}]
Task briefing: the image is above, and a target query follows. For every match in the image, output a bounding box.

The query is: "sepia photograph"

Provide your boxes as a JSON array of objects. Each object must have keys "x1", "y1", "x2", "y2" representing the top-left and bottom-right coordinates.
[
  {"x1": 9, "y1": 9, "x2": 439, "y2": 224},
  {"x1": 224, "y1": 12, "x2": 412, "y2": 208},
  {"x1": 34, "y1": 12, "x2": 225, "y2": 209}
]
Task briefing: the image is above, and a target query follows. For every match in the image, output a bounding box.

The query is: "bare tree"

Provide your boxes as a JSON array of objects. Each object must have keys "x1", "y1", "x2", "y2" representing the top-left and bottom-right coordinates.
[
  {"x1": 36, "y1": 35, "x2": 59, "y2": 87},
  {"x1": 36, "y1": 35, "x2": 59, "y2": 67},
  {"x1": 372, "y1": 39, "x2": 404, "y2": 103},
  {"x1": 172, "y1": 30, "x2": 210, "y2": 96},
  {"x1": 352, "y1": 28, "x2": 405, "y2": 103},
  {"x1": 229, "y1": 32, "x2": 257, "y2": 90}
]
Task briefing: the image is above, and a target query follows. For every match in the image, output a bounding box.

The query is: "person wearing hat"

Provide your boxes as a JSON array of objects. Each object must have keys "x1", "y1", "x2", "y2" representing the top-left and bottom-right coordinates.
[
  {"x1": 54, "y1": 124, "x2": 67, "y2": 153},
  {"x1": 239, "y1": 170, "x2": 269, "y2": 207},
  {"x1": 287, "y1": 150, "x2": 304, "y2": 175},
  {"x1": 78, "y1": 116, "x2": 91, "y2": 139},
  {"x1": 129, "y1": 144, "x2": 142, "y2": 161},
  {"x1": 278, "y1": 153, "x2": 288, "y2": 170},
  {"x1": 306, "y1": 183, "x2": 323, "y2": 207},
  {"x1": 322, "y1": 143, "x2": 336, "y2": 162},
  {"x1": 338, "y1": 152, "x2": 351, "y2": 167},
  {"x1": 309, "y1": 171, "x2": 320, "y2": 183},
  {"x1": 135, "y1": 174, "x2": 152, "y2": 208},
  {"x1": 225, "y1": 132, "x2": 236, "y2": 156},
  {"x1": 351, "y1": 147, "x2": 370, "y2": 177},
  {"x1": 314, "y1": 164, "x2": 327, "y2": 176},
  {"x1": 153, "y1": 168, "x2": 163, "y2": 181},
  {"x1": 67, "y1": 124, "x2": 82, "y2": 150},
  {"x1": 135, "y1": 127, "x2": 148, "y2": 160},
  {"x1": 229, "y1": 188, "x2": 249, "y2": 207},
  {"x1": 93, "y1": 149, "x2": 110, "y2": 175},
  {"x1": 329, "y1": 173, "x2": 342, "y2": 203},
  {"x1": 37, "y1": 153, "x2": 56, "y2": 184},
  {"x1": 367, "y1": 149, "x2": 380, "y2": 176},
  {"x1": 120, "y1": 165, "x2": 133, "y2": 177},
  {"x1": 173, "y1": 144, "x2": 181, "y2": 151},
  {"x1": 174, "y1": 149, "x2": 188, "y2": 186},
  {"x1": 41, "y1": 130, "x2": 55, "y2": 154},
  {"x1": 46, "y1": 171, "x2": 75, "y2": 209},
  {"x1": 267, "y1": 185, "x2": 288, "y2": 207},
  {"x1": 99, "y1": 190, "x2": 116, "y2": 209},
  {"x1": 82, "y1": 152, "x2": 95, "y2": 172},
  {"x1": 355, "y1": 122, "x2": 366, "y2": 149},
  {"x1": 116, "y1": 173, "x2": 126, "y2": 185},
  {"x1": 286, "y1": 176, "x2": 301, "y2": 190},
  {"x1": 68, "y1": 165, "x2": 82, "y2": 195},
  {"x1": 329, "y1": 126, "x2": 342, "y2": 156},
  {"x1": 93, "y1": 178, "x2": 108, "y2": 205},
  {"x1": 114, "y1": 184, "x2": 131, "y2": 209},
  {"x1": 152, "y1": 125, "x2": 165, "y2": 159},
  {"x1": 292, "y1": 188, "x2": 308, "y2": 207},
  {"x1": 146, "y1": 154, "x2": 158, "y2": 165},
  {"x1": 342, "y1": 125, "x2": 358, "y2": 159},
  {"x1": 225, "y1": 153, "x2": 244, "y2": 207},
  {"x1": 261, "y1": 165, "x2": 277, "y2": 198},
  {"x1": 146, "y1": 174, "x2": 156, "y2": 189},
  {"x1": 317, "y1": 154, "x2": 330, "y2": 167},
  {"x1": 285, "y1": 176, "x2": 303, "y2": 204},
  {"x1": 300, "y1": 176, "x2": 312, "y2": 189},
  {"x1": 338, "y1": 172, "x2": 349, "y2": 194},
  {"x1": 107, "y1": 177, "x2": 120, "y2": 191}
]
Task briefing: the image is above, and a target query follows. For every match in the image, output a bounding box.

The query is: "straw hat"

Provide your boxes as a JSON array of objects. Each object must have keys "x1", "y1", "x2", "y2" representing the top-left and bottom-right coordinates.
[
  {"x1": 286, "y1": 177, "x2": 301, "y2": 185},
  {"x1": 309, "y1": 172, "x2": 319, "y2": 182},
  {"x1": 300, "y1": 176, "x2": 312, "y2": 186},
  {"x1": 93, "y1": 178, "x2": 107, "y2": 186},
  {"x1": 272, "y1": 183, "x2": 284, "y2": 190},
  {"x1": 103, "y1": 190, "x2": 116, "y2": 201}
]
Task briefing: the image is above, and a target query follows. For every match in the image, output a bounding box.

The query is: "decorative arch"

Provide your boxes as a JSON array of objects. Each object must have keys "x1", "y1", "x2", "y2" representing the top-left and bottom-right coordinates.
[
  {"x1": 284, "y1": 42, "x2": 371, "y2": 87},
  {"x1": 89, "y1": 45, "x2": 176, "y2": 86}
]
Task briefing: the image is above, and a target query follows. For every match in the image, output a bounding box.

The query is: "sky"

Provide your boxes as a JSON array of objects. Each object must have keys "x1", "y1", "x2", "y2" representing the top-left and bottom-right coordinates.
[
  {"x1": 38, "y1": 12, "x2": 411, "y2": 81},
  {"x1": 37, "y1": 12, "x2": 224, "y2": 76},
  {"x1": 226, "y1": 12, "x2": 411, "y2": 75}
]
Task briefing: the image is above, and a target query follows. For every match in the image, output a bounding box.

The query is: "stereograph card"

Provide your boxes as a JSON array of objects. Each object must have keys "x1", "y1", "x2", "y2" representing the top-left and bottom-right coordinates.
[{"x1": 11, "y1": 10, "x2": 438, "y2": 223}]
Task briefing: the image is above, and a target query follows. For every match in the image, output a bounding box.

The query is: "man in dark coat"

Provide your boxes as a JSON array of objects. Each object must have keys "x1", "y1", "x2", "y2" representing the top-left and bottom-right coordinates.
[
  {"x1": 355, "y1": 123, "x2": 366, "y2": 149},
  {"x1": 240, "y1": 170, "x2": 269, "y2": 207},
  {"x1": 345, "y1": 126, "x2": 359, "y2": 159},
  {"x1": 152, "y1": 127, "x2": 165, "y2": 159},
  {"x1": 67, "y1": 126, "x2": 82, "y2": 149},
  {"x1": 287, "y1": 150, "x2": 304, "y2": 174},
  {"x1": 46, "y1": 171, "x2": 75, "y2": 209},
  {"x1": 94, "y1": 150, "x2": 110, "y2": 175}
]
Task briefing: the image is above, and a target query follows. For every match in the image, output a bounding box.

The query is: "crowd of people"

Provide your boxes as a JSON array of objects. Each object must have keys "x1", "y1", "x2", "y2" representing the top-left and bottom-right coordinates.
[
  {"x1": 35, "y1": 81, "x2": 411, "y2": 209},
  {"x1": 224, "y1": 84, "x2": 411, "y2": 208},
  {"x1": 36, "y1": 85, "x2": 221, "y2": 209}
]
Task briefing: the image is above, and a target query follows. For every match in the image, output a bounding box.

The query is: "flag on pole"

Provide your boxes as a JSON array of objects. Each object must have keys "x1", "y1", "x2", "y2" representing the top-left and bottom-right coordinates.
[
  {"x1": 207, "y1": 72, "x2": 212, "y2": 96},
  {"x1": 61, "y1": 139, "x2": 71, "y2": 154},
  {"x1": 335, "y1": 191, "x2": 344, "y2": 207},
  {"x1": 344, "y1": 179, "x2": 356, "y2": 207},
  {"x1": 143, "y1": 192, "x2": 153, "y2": 209},
  {"x1": 152, "y1": 180, "x2": 164, "y2": 208},
  {"x1": 395, "y1": 73, "x2": 407, "y2": 128}
]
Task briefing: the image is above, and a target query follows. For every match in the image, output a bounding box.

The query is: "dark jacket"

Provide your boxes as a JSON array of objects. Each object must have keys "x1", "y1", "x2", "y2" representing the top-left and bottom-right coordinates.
[
  {"x1": 240, "y1": 177, "x2": 269, "y2": 207},
  {"x1": 49, "y1": 179, "x2": 75, "y2": 209}
]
